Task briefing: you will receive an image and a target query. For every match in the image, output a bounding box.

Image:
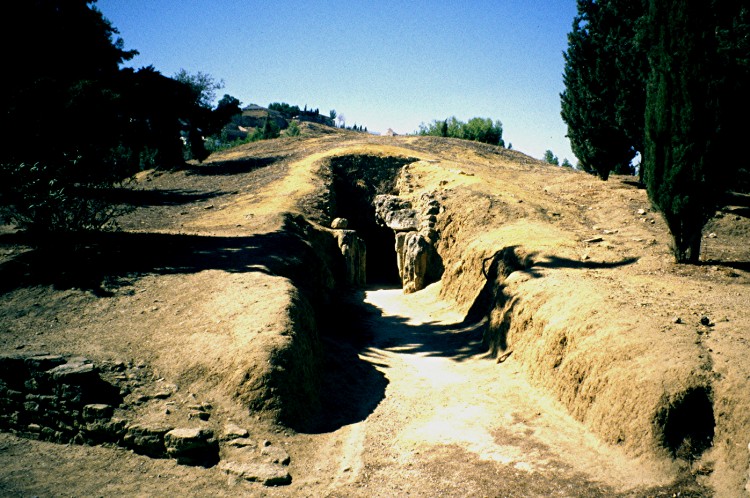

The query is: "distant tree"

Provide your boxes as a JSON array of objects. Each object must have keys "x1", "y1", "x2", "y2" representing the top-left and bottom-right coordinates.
[
  {"x1": 544, "y1": 150, "x2": 560, "y2": 166},
  {"x1": 249, "y1": 117, "x2": 280, "y2": 142},
  {"x1": 329, "y1": 109, "x2": 337, "y2": 121},
  {"x1": 561, "y1": 158, "x2": 573, "y2": 168},
  {"x1": 173, "y1": 69, "x2": 224, "y2": 109},
  {"x1": 418, "y1": 116, "x2": 504, "y2": 146},
  {"x1": 269, "y1": 102, "x2": 301, "y2": 119},
  {"x1": 561, "y1": 0, "x2": 647, "y2": 180},
  {"x1": 337, "y1": 114, "x2": 346, "y2": 128},
  {"x1": 643, "y1": 0, "x2": 744, "y2": 263},
  {"x1": 440, "y1": 120, "x2": 448, "y2": 137}
]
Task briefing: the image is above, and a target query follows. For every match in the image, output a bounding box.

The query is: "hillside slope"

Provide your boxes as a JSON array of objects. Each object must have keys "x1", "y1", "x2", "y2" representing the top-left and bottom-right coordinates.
[{"x1": 1, "y1": 125, "x2": 748, "y2": 496}]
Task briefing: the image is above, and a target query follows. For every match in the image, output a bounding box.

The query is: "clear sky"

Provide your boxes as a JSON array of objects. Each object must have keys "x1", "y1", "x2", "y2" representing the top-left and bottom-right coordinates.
[{"x1": 97, "y1": 0, "x2": 579, "y2": 164}]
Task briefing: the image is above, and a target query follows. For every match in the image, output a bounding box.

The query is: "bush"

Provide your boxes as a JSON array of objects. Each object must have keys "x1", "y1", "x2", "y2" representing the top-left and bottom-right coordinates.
[
  {"x1": 0, "y1": 161, "x2": 130, "y2": 234},
  {"x1": 285, "y1": 120, "x2": 301, "y2": 137}
]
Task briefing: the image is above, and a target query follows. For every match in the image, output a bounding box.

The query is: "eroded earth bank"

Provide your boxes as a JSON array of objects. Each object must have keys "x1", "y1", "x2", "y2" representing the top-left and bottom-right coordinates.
[{"x1": 1, "y1": 126, "x2": 749, "y2": 496}]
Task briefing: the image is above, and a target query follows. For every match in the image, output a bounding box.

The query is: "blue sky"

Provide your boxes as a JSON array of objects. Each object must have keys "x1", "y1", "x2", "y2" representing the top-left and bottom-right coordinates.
[{"x1": 97, "y1": 0, "x2": 578, "y2": 163}]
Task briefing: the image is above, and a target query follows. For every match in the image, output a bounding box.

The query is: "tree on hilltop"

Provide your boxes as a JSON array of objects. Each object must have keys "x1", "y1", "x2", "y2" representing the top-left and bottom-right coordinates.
[
  {"x1": 544, "y1": 150, "x2": 559, "y2": 166},
  {"x1": 418, "y1": 116, "x2": 504, "y2": 146}
]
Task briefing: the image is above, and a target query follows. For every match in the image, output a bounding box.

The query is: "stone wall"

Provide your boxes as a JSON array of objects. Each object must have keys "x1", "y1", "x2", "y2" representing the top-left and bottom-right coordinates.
[
  {"x1": 0, "y1": 352, "x2": 123, "y2": 445},
  {"x1": 374, "y1": 192, "x2": 444, "y2": 293},
  {"x1": 0, "y1": 351, "x2": 293, "y2": 482}
]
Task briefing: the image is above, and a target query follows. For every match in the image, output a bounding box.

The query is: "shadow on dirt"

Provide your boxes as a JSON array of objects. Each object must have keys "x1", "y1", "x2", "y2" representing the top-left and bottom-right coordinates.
[
  {"x1": 301, "y1": 286, "x2": 493, "y2": 434},
  {"x1": 0, "y1": 216, "x2": 334, "y2": 298},
  {"x1": 93, "y1": 187, "x2": 228, "y2": 207},
  {"x1": 303, "y1": 295, "x2": 390, "y2": 434},
  {"x1": 465, "y1": 247, "x2": 641, "y2": 355},
  {"x1": 183, "y1": 156, "x2": 281, "y2": 176}
]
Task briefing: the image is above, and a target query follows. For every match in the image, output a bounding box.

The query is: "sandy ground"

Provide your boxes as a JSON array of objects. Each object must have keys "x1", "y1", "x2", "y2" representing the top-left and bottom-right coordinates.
[{"x1": 0, "y1": 283, "x2": 705, "y2": 497}]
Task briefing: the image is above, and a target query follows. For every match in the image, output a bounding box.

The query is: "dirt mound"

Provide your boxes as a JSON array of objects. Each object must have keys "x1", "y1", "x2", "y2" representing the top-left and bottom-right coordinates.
[{"x1": 1, "y1": 128, "x2": 748, "y2": 495}]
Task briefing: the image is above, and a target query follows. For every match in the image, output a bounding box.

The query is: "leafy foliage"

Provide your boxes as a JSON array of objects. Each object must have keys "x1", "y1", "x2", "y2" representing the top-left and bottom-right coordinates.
[
  {"x1": 417, "y1": 116, "x2": 505, "y2": 146},
  {"x1": 544, "y1": 150, "x2": 559, "y2": 166},
  {"x1": 173, "y1": 69, "x2": 224, "y2": 109},
  {"x1": 285, "y1": 120, "x2": 301, "y2": 137},
  {"x1": 269, "y1": 102, "x2": 301, "y2": 119},
  {"x1": 561, "y1": 0, "x2": 647, "y2": 180},
  {"x1": 644, "y1": 0, "x2": 748, "y2": 263},
  {"x1": 0, "y1": 1, "x2": 239, "y2": 235}
]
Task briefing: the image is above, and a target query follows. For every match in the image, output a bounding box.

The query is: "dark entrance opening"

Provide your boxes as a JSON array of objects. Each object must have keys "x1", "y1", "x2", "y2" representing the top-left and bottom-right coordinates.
[
  {"x1": 329, "y1": 155, "x2": 416, "y2": 286},
  {"x1": 655, "y1": 386, "x2": 715, "y2": 460}
]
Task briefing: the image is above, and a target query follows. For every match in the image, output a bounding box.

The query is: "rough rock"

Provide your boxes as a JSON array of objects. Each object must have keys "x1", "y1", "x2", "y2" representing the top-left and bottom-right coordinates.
[
  {"x1": 331, "y1": 217, "x2": 349, "y2": 229},
  {"x1": 123, "y1": 424, "x2": 173, "y2": 458},
  {"x1": 221, "y1": 423, "x2": 249, "y2": 441},
  {"x1": 260, "y1": 444, "x2": 291, "y2": 465},
  {"x1": 374, "y1": 195, "x2": 420, "y2": 232},
  {"x1": 225, "y1": 437, "x2": 255, "y2": 448},
  {"x1": 396, "y1": 232, "x2": 430, "y2": 293},
  {"x1": 164, "y1": 427, "x2": 219, "y2": 466},
  {"x1": 374, "y1": 192, "x2": 444, "y2": 293},
  {"x1": 335, "y1": 230, "x2": 366, "y2": 286},
  {"x1": 219, "y1": 461, "x2": 292, "y2": 486}
]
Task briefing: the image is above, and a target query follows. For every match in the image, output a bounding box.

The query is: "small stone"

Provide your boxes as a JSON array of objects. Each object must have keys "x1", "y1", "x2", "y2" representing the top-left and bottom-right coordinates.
[
  {"x1": 164, "y1": 428, "x2": 219, "y2": 466},
  {"x1": 584, "y1": 237, "x2": 603, "y2": 244},
  {"x1": 708, "y1": 232, "x2": 718, "y2": 238},
  {"x1": 48, "y1": 361, "x2": 95, "y2": 381},
  {"x1": 330, "y1": 217, "x2": 348, "y2": 229},
  {"x1": 83, "y1": 404, "x2": 114, "y2": 422},
  {"x1": 637, "y1": 208, "x2": 647, "y2": 215},
  {"x1": 218, "y1": 461, "x2": 292, "y2": 486},
  {"x1": 261, "y1": 445, "x2": 291, "y2": 466},
  {"x1": 673, "y1": 317, "x2": 682, "y2": 324},
  {"x1": 222, "y1": 423, "x2": 249, "y2": 441},
  {"x1": 700, "y1": 316, "x2": 712, "y2": 326},
  {"x1": 225, "y1": 437, "x2": 254, "y2": 448}
]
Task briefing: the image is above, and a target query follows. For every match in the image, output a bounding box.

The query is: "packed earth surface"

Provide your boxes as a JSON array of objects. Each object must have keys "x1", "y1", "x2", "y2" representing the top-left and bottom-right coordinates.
[{"x1": 1, "y1": 124, "x2": 749, "y2": 497}]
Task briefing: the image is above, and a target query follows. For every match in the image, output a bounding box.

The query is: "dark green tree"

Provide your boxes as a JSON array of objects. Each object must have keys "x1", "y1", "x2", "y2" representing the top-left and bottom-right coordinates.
[
  {"x1": 561, "y1": 0, "x2": 648, "y2": 180},
  {"x1": 0, "y1": 2, "x2": 239, "y2": 233},
  {"x1": 173, "y1": 69, "x2": 224, "y2": 109},
  {"x1": 0, "y1": 0, "x2": 138, "y2": 233},
  {"x1": 643, "y1": 0, "x2": 744, "y2": 263},
  {"x1": 440, "y1": 120, "x2": 449, "y2": 137},
  {"x1": 544, "y1": 150, "x2": 559, "y2": 166}
]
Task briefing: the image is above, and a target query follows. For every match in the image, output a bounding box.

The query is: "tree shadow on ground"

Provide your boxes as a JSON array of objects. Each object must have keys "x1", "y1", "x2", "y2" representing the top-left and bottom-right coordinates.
[
  {"x1": 301, "y1": 286, "x2": 490, "y2": 434},
  {"x1": 701, "y1": 259, "x2": 750, "y2": 273},
  {"x1": 465, "y1": 247, "x2": 640, "y2": 355},
  {"x1": 303, "y1": 296, "x2": 390, "y2": 434},
  {"x1": 182, "y1": 156, "x2": 281, "y2": 176},
  {"x1": 93, "y1": 187, "x2": 228, "y2": 207},
  {"x1": 0, "y1": 216, "x2": 331, "y2": 298}
]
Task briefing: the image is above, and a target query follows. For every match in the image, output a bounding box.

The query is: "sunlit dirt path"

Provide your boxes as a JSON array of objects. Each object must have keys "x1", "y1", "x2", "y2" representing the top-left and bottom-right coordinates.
[{"x1": 301, "y1": 283, "x2": 673, "y2": 497}]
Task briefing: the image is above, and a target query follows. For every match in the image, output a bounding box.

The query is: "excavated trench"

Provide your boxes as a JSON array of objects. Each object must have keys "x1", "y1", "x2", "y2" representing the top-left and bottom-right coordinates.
[{"x1": 312, "y1": 155, "x2": 716, "y2": 466}]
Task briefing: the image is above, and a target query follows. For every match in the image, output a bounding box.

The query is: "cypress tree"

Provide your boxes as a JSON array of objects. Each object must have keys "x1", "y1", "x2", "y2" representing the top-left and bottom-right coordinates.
[
  {"x1": 643, "y1": 0, "x2": 728, "y2": 263},
  {"x1": 561, "y1": 0, "x2": 647, "y2": 180}
]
